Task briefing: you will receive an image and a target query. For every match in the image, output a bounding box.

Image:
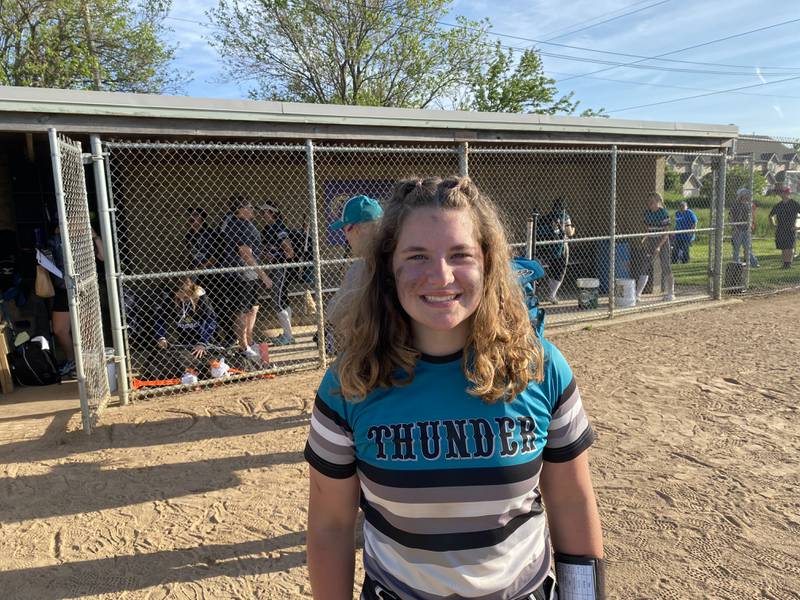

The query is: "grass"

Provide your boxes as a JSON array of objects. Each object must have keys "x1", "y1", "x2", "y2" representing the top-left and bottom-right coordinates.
[
  {"x1": 660, "y1": 190, "x2": 799, "y2": 290},
  {"x1": 671, "y1": 233, "x2": 800, "y2": 291}
]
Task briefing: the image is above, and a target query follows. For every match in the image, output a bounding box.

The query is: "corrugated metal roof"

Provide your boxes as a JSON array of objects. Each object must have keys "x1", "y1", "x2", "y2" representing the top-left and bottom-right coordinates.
[{"x1": 0, "y1": 86, "x2": 738, "y2": 140}]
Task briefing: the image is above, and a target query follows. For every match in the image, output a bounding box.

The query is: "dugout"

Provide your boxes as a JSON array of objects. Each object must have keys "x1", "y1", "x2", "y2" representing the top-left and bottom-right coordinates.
[{"x1": 0, "y1": 86, "x2": 737, "y2": 426}]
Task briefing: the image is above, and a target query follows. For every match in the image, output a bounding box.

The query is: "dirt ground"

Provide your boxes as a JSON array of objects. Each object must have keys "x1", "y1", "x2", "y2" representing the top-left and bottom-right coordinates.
[{"x1": 1, "y1": 292, "x2": 799, "y2": 600}]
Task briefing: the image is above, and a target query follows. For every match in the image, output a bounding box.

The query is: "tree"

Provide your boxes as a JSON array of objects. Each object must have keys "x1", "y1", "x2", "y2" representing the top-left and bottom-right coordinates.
[
  {"x1": 207, "y1": 0, "x2": 603, "y2": 115},
  {"x1": 208, "y1": 0, "x2": 490, "y2": 107},
  {"x1": 726, "y1": 164, "x2": 766, "y2": 197},
  {"x1": 0, "y1": 0, "x2": 184, "y2": 93},
  {"x1": 464, "y1": 42, "x2": 606, "y2": 116},
  {"x1": 664, "y1": 165, "x2": 681, "y2": 193}
]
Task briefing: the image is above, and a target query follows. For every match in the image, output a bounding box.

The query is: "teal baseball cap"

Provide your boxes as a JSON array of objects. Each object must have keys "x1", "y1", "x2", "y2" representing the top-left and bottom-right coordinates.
[{"x1": 329, "y1": 195, "x2": 383, "y2": 230}]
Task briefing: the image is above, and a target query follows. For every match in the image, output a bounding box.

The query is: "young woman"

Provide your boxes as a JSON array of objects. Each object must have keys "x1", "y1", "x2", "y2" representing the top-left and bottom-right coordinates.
[
  {"x1": 151, "y1": 277, "x2": 217, "y2": 378},
  {"x1": 305, "y1": 176, "x2": 605, "y2": 600}
]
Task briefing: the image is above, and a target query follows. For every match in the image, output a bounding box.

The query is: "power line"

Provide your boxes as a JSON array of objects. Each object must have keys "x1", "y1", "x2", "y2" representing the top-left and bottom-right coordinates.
[
  {"x1": 539, "y1": 0, "x2": 660, "y2": 40},
  {"x1": 557, "y1": 16, "x2": 800, "y2": 83},
  {"x1": 546, "y1": 69, "x2": 800, "y2": 100},
  {"x1": 436, "y1": 18, "x2": 800, "y2": 72},
  {"x1": 608, "y1": 74, "x2": 800, "y2": 113},
  {"x1": 535, "y1": 50, "x2": 800, "y2": 77},
  {"x1": 544, "y1": 0, "x2": 670, "y2": 42}
]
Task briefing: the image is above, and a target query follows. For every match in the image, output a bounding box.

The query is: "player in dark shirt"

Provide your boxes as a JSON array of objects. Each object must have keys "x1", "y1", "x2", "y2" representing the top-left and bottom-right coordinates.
[
  {"x1": 769, "y1": 186, "x2": 800, "y2": 269},
  {"x1": 220, "y1": 195, "x2": 272, "y2": 363}
]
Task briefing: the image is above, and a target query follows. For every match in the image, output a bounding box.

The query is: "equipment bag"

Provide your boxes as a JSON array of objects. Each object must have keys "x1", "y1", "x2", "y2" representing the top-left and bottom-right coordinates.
[
  {"x1": 9, "y1": 339, "x2": 61, "y2": 386},
  {"x1": 511, "y1": 257, "x2": 546, "y2": 337}
]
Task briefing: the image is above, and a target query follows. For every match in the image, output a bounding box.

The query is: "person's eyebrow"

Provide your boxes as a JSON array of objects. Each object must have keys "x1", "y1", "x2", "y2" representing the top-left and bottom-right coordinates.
[{"x1": 398, "y1": 243, "x2": 476, "y2": 253}]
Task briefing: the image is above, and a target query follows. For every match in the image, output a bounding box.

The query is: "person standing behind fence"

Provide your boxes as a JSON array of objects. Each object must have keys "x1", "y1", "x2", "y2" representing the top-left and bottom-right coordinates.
[
  {"x1": 220, "y1": 195, "x2": 272, "y2": 364},
  {"x1": 730, "y1": 189, "x2": 759, "y2": 268},
  {"x1": 769, "y1": 186, "x2": 800, "y2": 269},
  {"x1": 305, "y1": 176, "x2": 605, "y2": 600},
  {"x1": 635, "y1": 192, "x2": 674, "y2": 302},
  {"x1": 325, "y1": 194, "x2": 383, "y2": 350},
  {"x1": 538, "y1": 198, "x2": 575, "y2": 304},
  {"x1": 672, "y1": 201, "x2": 697, "y2": 264},
  {"x1": 259, "y1": 202, "x2": 296, "y2": 346}
]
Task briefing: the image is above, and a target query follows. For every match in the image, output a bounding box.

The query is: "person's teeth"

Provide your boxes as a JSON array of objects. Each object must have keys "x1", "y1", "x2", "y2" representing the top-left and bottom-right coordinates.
[{"x1": 424, "y1": 295, "x2": 456, "y2": 302}]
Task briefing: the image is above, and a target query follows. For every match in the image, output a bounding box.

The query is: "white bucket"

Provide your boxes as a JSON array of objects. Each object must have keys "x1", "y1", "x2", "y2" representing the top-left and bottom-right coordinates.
[
  {"x1": 615, "y1": 278, "x2": 636, "y2": 308},
  {"x1": 576, "y1": 278, "x2": 600, "y2": 309}
]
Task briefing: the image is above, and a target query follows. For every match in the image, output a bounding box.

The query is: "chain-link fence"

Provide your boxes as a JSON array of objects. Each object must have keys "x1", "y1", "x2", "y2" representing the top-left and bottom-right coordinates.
[
  {"x1": 719, "y1": 134, "x2": 800, "y2": 296},
  {"x1": 100, "y1": 139, "x2": 734, "y2": 398},
  {"x1": 48, "y1": 131, "x2": 110, "y2": 430}
]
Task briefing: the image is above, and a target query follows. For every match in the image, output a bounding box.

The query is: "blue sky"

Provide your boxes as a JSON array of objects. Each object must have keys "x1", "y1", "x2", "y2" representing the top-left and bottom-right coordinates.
[{"x1": 164, "y1": 0, "x2": 800, "y2": 137}]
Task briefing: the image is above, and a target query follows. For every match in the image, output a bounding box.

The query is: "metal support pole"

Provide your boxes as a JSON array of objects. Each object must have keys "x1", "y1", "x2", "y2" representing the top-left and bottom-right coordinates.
[
  {"x1": 48, "y1": 129, "x2": 91, "y2": 433},
  {"x1": 713, "y1": 154, "x2": 727, "y2": 300},
  {"x1": 102, "y1": 152, "x2": 132, "y2": 390},
  {"x1": 526, "y1": 218, "x2": 534, "y2": 259},
  {"x1": 608, "y1": 146, "x2": 618, "y2": 318},
  {"x1": 458, "y1": 142, "x2": 469, "y2": 177},
  {"x1": 90, "y1": 135, "x2": 129, "y2": 405},
  {"x1": 306, "y1": 139, "x2": 327, "y2": 367},
  {"x1": 745, "y1": 152, "x2": 755, "y2": 285}
]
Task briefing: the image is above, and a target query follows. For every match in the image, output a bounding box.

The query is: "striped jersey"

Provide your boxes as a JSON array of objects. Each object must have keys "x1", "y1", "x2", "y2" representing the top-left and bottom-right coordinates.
[{"x1": 304, "y1": 340, "x2": 595, "y2": 600}]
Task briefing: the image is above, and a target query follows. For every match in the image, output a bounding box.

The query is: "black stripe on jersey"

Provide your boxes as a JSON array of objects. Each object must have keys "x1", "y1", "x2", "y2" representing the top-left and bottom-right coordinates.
[
  {"x1": 357, "y1": 454, "x2": 542, "y2": 488},
  {"x1": 304, "y1": 442, "x2": 357, "y2": 479},
  {"x1": 552, "y1": 377, "x2": 577, "y2": 414},
  {"x1": 360, "y1": 497, "x2": 543, "y2": 551},
  {"x1": 314, "y1": 394, "x2": 353, "y2": 433},
  {"x1": 542, "y1": 425, "x2": 595, "y2": 463}
]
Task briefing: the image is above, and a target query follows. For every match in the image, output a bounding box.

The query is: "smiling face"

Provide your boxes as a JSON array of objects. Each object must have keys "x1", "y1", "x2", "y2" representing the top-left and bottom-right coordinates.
[{"x1": 391, "y1": 206, "x2": 484, "y2": 356}]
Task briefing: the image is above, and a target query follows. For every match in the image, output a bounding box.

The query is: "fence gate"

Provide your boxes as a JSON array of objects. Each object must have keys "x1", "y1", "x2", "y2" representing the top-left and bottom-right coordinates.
[{"x1": 48, "y1": 129, "x2": 110, "y2": 433}]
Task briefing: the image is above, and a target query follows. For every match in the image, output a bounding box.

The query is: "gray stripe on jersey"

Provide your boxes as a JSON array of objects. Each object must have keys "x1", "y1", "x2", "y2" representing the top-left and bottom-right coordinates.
[
  {"x1": 552, "y1": 386, "x2": 581, "y2": 419},
  {"x1": 358, "y1": 470, "x2": 540, "y2": 504},
  {"x1": 548, "y1": 411, "x2": 590, "y2": 449},
  {"x1": 307, "y1": 428, "x2": 354, "y2": 466},
  {"x1": 363, "y1": 489, "x2": 542, "y2": 535},
  {"x1": 313, "y1": 404, "x2": 354, "y2": 440}
]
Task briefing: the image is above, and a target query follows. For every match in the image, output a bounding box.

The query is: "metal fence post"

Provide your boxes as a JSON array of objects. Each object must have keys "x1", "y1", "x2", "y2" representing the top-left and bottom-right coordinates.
[
  {"x1": 48, "y1": 129, "x2": 92, "y2": 433},
  {"x1": 306, "y1": 139, "x2": 327, "y2": 367},
  {"x1": 713, "y1": 154, "x2": 727, "y2": 299},
  {"x1": 526, "y1": 218, "x2": 534, "y2": 259},
  {"x1": 458, "y1": 142, "x2": 469, "y2": 177},
  {"x1": 608, "y1": 146, "x2": 618, "y2": 318},
  {"x1": 90, "y1": 135, "x2": 129, "y2": 405},
  {"x1": 746, "y1": 152, "x2": 755, "y2": 280}
]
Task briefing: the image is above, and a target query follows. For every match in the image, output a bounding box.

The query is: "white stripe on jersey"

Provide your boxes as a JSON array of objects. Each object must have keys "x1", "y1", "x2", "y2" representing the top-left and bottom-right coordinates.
[
  {"x1": 548, "y1": 397, "x2": 583, "y2": 430},
  {"x1": 310, "y1": 413, "x2": 354, "y2": 447},
  {"x1": 363, "y1": 514, "x2": 546, "y2": 597}
]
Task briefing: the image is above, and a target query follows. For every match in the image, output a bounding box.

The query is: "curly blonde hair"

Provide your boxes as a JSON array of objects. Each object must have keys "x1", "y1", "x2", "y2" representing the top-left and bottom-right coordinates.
[{"x1": 334, "y1": 175, "x2": 543, "y2": 403}]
